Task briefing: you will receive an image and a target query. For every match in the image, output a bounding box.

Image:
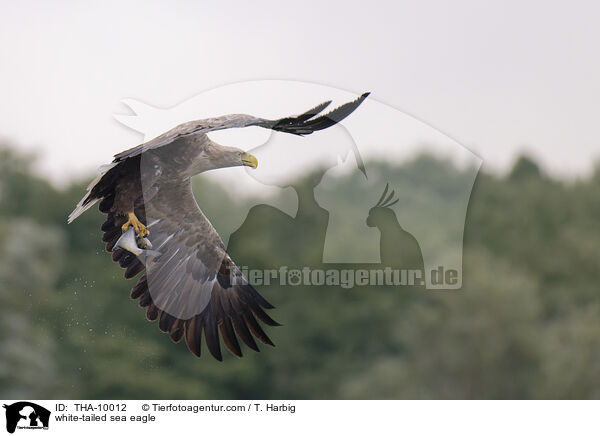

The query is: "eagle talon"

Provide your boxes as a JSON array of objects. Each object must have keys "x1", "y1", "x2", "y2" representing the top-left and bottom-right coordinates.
[{"x1": 122, "y1": 212, "x2": 149, "y2": 238}]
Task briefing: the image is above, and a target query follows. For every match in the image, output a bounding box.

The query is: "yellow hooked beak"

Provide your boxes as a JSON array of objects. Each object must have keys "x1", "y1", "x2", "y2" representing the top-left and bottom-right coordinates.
[{"x1": 241, "y1": 152, "x2": 258, "y2": 169}]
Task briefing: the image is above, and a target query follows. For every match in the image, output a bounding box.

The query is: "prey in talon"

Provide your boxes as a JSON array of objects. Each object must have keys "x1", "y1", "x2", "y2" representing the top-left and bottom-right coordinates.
[{"x1": 114, "y1": 227, "x2": 161, "y2": 264}]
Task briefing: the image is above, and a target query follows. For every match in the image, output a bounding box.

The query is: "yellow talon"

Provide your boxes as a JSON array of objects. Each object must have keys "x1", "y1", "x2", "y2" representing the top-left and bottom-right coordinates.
[{"x1": 121, "y1": 212, "x2": 149, "y2": 238}]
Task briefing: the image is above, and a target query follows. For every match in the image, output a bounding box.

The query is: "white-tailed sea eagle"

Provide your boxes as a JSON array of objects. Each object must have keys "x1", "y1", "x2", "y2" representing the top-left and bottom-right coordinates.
[{"x1": 68, "y1": 93, "x2": 369, "y2": 360}]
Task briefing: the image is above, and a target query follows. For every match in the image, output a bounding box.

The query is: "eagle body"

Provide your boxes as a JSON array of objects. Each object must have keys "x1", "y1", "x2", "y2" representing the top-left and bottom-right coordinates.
[{"x1": 69, "y1": 93, "x2": 369, "y2": 360}]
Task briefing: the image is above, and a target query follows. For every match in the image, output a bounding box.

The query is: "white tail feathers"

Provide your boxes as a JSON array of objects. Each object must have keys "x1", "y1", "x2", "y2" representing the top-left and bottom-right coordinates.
[
  {"x1": 67, "y1": 162, "x2": 118, "y2": 223},
  {"x1": 67, "y1": 196, "x2": 99, "y2": 223}
]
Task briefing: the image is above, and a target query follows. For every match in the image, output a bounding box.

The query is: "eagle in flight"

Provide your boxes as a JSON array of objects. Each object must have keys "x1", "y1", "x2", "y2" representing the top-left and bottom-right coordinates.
[{"x1": 68, "y1": 92, "x2": 369, "y2": 360}]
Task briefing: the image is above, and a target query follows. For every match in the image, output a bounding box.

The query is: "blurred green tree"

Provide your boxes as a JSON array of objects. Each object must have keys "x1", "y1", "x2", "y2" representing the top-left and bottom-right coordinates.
[{"x1": 1, "y1": 143, "x2": 600, "y2": 399}]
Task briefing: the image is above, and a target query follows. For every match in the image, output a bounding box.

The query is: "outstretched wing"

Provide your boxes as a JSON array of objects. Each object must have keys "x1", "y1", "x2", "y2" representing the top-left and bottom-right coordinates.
[
  {"x1": 113, "y1": 92, "x2": 370, "y2": 162},
  {"x1": 105, "y1": 179, "x2": 279, "y2": 361},
  {"x1": 73, "y1": 92, "x2": 371, "y2": 359}
]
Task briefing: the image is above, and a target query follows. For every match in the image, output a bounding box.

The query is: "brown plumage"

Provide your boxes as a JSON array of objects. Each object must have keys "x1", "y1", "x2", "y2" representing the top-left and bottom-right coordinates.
[{"x1": 68, "y1": 93, "x2": 369, "y2": 360}]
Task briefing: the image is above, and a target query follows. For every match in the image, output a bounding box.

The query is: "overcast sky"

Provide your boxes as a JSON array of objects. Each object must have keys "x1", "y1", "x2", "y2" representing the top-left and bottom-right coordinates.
[{"x1": 1, "y1": 1, "x2": 599, "y2": 184}]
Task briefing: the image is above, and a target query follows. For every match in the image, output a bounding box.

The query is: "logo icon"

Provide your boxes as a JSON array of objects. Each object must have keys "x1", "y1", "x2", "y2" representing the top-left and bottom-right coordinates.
[
  {"x1": 2, "y1": 402, "x2": 50, "y2": 434},
  {"x1": 115, "y1": 80, "x2": 481, "y2": 292}
]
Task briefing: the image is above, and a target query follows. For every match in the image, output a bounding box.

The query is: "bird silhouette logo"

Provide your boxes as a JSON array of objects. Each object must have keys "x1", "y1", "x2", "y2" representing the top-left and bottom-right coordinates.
[{"x1": 366, "y1": 183, "x2": 424, "y2": 274}]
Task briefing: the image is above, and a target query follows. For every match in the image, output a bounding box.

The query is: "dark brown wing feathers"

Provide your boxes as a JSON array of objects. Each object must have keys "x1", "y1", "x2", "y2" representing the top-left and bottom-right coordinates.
[{"x1": 96, "y1": 162, "x2": 278, "y2": 361}]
